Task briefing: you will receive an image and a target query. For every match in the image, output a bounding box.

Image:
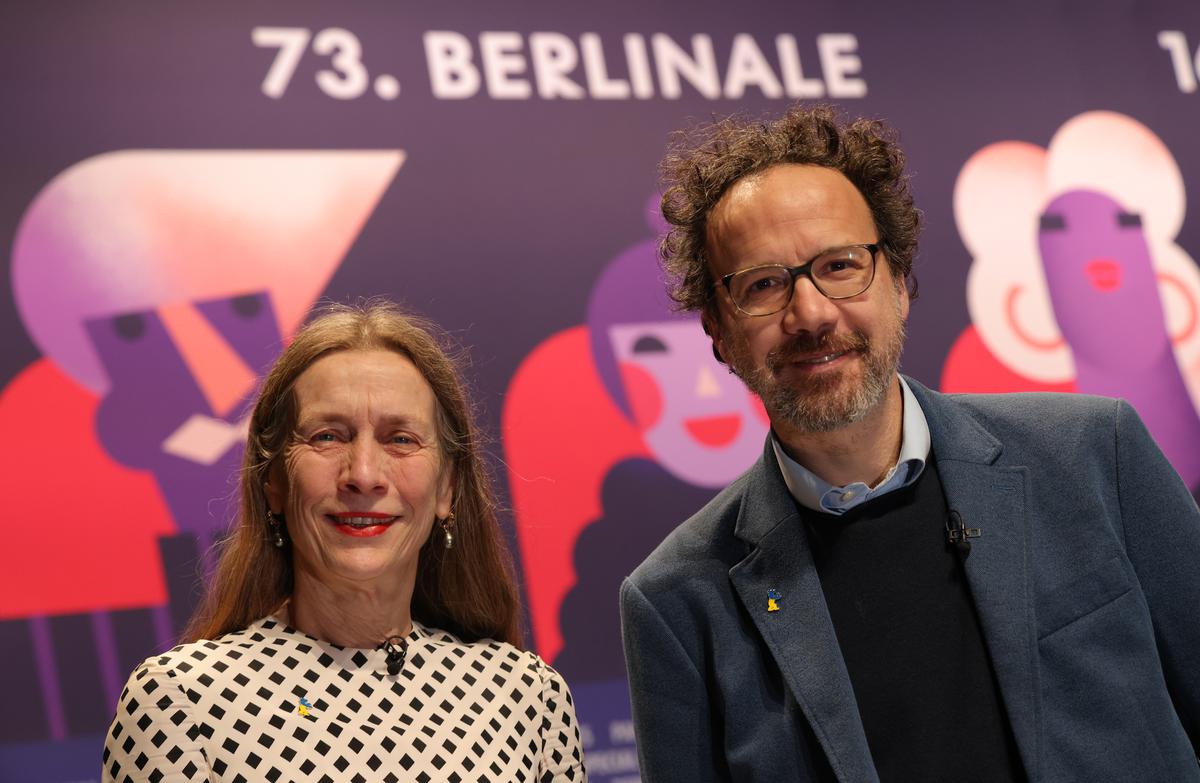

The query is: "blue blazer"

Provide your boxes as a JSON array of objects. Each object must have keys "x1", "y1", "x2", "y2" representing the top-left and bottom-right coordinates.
[{"x1": 621, "y1": 379, "x2": 1200, "y2": 782}]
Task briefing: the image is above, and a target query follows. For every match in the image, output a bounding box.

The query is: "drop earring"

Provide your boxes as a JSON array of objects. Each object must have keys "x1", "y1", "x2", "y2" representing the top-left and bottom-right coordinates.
[
  {"x1": 267, "y1": 509, "x2": 285, "y2": 548},
  {"x1": 440, "y1": 512, "x2": 456, "y2": 550}
]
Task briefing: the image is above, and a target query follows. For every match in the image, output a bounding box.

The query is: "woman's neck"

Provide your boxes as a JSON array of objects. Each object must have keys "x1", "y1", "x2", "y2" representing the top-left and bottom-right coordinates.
[{"x1": 285, "y1": 574, "x2": 415, "y2": 649}]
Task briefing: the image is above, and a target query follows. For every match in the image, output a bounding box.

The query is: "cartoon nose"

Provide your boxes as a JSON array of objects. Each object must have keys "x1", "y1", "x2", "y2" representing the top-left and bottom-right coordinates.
[
  {"x1": 159, "y1": 300, "x2": 257, "y2": 418},
  {"x1": 695, "y1": 365, "x2": 722, "y2": 398},
  {"x1": 1085, "y1": 258, "x2": 1122, "y2": 293}
]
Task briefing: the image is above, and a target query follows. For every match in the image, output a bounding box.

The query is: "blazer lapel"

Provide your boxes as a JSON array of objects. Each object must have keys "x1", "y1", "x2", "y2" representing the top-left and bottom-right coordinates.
[
  {"x1": 729, "y1": 444, "x2": 879, "y2": 783},
  {"x1": 908, "y1": 379, "x2": 1042, "y2": 780}
]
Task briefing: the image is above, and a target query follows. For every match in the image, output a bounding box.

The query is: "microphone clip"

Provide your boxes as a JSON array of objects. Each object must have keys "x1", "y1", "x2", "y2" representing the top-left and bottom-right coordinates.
[
  {"x1": 945, "y1": 510, "x2": 982, "y2": 555},
  {"x1": 379, "y1": 635, "x2": 408, "y2": 676}
]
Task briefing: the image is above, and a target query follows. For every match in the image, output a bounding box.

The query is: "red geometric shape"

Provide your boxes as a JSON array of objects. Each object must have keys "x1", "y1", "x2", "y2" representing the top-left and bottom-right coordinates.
[
  {"x1": 1085, "y1": 258, "x2": 1122, "y2": 292},
  {"x1": 503, "y1": 327, "x2": 648, "y2": 661},
  {"x1": 618, "y1": 361, "x2": 663, "y2": 431},
  {"x1": 940, "y1": 325, "x2": 1077, "y2": 394},
  {"x1": 684, "y1": 414, "x2": 742, "y2": 448},
  {"x1": 0, "y1": 358, "x2": 175, "y2": 618}
]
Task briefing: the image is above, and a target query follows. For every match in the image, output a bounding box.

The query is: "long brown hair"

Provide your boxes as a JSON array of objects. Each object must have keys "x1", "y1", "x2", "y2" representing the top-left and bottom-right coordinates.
[{"x1": 184, "y1": 301, "x2": 523, "y2": 646}]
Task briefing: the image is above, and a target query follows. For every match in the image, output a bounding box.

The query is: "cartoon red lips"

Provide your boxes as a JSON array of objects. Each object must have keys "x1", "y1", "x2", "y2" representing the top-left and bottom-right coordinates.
[{"x1": 684, "y1": 413, "x2": 742, "y2": 447}]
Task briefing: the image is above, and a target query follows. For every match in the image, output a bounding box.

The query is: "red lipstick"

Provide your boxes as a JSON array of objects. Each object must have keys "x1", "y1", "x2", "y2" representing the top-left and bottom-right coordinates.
[{"x1": 328, "y1": 511, "x2": 399, "y2": 537}]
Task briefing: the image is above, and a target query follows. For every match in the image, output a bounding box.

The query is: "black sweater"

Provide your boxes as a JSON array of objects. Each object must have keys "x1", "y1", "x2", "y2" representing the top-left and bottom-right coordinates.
[{"x1": 801, "y1": 457, "x2": 1025, "y2": 782}]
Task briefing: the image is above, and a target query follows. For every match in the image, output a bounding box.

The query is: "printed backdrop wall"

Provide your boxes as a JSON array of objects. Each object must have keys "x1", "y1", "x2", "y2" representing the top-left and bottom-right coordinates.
[{"x1": 3, "y1": 2, "x2": 1199, "y2": 780}]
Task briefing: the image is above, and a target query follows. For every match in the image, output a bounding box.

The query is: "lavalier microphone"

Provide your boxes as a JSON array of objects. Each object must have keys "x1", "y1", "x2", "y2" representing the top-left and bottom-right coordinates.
[
  {"x1": 379, "y1": 635, "x2": 408, "y2": 676},
  {"x1": 945, "y1": 510, "x2": 981, "y2": 556}
]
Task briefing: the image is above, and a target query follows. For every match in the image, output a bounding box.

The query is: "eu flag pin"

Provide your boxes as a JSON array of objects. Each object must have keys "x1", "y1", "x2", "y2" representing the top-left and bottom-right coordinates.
[{"x1": 767, "y1": 588, "x2": 782, "y2": 612}]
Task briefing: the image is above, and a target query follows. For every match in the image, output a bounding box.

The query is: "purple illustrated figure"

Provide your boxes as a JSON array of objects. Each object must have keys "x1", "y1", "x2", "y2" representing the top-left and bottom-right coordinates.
[
  {"x1": 0, "y1": 149, "x2": 401, "y2": 744},
  {"x1": 950, "y1": 112, "x2": 1200, "y2": 492},
  {"x1": 86, "y1": 290, "x2": 282, "y2": 568},
  {"x1": 1038, "y1": 189, "x2": 1200, "y2": 486},
  {"x1": 555, "y1": 199, "x2": 768, "y2": 681},
  {"x1": 588, "y1": 199, "x2": 768, "y2": 489}
]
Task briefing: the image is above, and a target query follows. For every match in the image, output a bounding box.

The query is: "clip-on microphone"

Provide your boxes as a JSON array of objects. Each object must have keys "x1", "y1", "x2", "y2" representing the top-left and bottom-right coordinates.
[
  {"x1": 945, "y1": 510, "x2": 982, "y2": 555},
  {"x1": 379, "y1": 635, "x2": 408, "y2": 676}
]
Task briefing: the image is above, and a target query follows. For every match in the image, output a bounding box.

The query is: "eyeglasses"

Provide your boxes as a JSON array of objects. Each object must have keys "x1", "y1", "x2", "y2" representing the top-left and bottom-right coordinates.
[{"x1": 716, "y1": 243, "x2": 880, "y2": 317}]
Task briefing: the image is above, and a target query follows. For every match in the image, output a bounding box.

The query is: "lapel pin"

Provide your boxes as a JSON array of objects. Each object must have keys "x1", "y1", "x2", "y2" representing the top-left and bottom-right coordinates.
[
  {"x1": 298, "y1": 697, "x2": 314, "y2": 717},
  {"x1": 767, "y1": 588, "x2": 782, "y2": 612}
]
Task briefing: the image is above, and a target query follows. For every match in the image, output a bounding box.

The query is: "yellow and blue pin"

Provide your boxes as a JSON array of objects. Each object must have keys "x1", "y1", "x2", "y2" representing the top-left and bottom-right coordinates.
[
  {"x1": 767, "y1": 588, "x2": 782, "y2": 612},
  {"x1": 297, "y1": 697, "x2": 314, "y2": 717}
]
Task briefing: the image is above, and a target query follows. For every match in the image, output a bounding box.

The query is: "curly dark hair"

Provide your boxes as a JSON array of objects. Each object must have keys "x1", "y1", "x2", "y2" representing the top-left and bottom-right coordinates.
[{"x1": 659, "y1": 104, "x2": 921, "y2": 312}]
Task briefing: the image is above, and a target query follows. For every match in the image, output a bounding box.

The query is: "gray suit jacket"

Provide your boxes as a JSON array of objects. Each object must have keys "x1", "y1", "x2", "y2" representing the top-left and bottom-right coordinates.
[{"x1": 620, "y1": 379, "x2": 1200, "y2": 782}]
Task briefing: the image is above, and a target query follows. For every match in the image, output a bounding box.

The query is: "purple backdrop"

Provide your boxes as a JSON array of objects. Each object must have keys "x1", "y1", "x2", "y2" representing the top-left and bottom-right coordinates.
[{"x1": 3, "y1": 2, "x2": 1200, "y2": 780}]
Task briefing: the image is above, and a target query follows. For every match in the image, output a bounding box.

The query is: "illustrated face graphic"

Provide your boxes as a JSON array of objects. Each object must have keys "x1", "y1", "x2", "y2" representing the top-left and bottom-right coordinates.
[
  {"x1": 1038, "y1": 190, "x2": 1171, "y2": 367},
  {"x1": 13, "y1": 150, "x2": 404, "y2": 395},
  {"x1": 954, "y1": 112, "x2": 1200, "y2": 388},
  {"x1": 85, "y1": 291, "x2": 281, "y2": 539},
  {"x1": 12, "y1": 150, "x2": 404, "y2": 543},
  {"x1": 608, "y1": 320, "x2": 767, "y2": 488},
  {"x1": 950, "y1": 112, "x2": 1200, "y2": 490},
  {"x1": 705, "y1": 164, "x2": 908, "y2": 434},
  {"x1": 266, "y1": 349, "x2": 453, "y2": 591}
]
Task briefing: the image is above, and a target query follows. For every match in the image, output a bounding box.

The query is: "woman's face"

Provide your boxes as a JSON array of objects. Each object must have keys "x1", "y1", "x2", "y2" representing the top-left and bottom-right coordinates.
[{"x1": 265, "y1": 349, "x2": 453, "y2": 593}]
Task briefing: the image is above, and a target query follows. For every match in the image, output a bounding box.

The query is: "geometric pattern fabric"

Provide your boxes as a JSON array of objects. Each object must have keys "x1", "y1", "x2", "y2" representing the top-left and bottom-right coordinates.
[{"x1": 103, "y1": 617, "x2": 586, "y2": 781}]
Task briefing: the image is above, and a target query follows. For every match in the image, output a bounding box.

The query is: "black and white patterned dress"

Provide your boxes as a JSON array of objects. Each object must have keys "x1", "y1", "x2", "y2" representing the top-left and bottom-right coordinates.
[{"x1": 102, "y1": 617, "x2": 586, "y2": 782}]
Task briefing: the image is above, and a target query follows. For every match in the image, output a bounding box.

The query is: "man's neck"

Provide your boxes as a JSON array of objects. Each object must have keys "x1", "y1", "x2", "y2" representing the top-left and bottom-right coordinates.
[{"x1": 773, "y1": 375, "x2": 905, "y2": 488}]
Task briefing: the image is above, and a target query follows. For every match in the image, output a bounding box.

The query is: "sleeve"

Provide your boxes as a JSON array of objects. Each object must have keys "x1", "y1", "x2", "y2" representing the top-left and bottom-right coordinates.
[
  {"x1": 101, "y1": 659, "x2": 211, "y2": 783},
  {"x1": 535, "y1": 657, "x2": 588, "y2": 782},
  {"x1": 1112, "y1": 398, "x2": 1200, "y2": 751},
  {"x1": 620, "y1": 577, "x2": 726, "y2": 783}
]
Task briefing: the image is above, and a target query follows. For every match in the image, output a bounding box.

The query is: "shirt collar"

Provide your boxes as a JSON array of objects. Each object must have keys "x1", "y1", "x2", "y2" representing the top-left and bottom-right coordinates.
[{"x1": 771, "y1": 375, "x2": 931, "y2": 515}]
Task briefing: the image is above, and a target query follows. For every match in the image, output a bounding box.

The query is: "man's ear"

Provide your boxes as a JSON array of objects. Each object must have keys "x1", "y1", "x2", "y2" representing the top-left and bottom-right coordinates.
[
  {"x1": 701, "y1": 308, "x2": 728, "y2": 366},
  {"x1": 897, "y1": 275, "x2": 911, "y2": 322}
]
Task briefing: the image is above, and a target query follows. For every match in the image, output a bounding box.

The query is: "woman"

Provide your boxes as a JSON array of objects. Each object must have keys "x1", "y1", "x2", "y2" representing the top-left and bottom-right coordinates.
[{"x1": 102, "y1": 302, "x2": 587, "y2": 782}]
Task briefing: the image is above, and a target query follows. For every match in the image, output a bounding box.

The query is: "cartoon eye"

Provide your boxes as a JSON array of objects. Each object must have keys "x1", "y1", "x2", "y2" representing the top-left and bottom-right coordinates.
[
  {"x1": 1116, "y1": 212, "x2": 1142, "y2": 228},
  {"x1": 1038, "y1": 213, "x2": 1066, "y2": 231},
  {"x1": 632, "y1": 335, "x2": 668, "y2": 354},
  {"x1": 113, "y1": 313, "x2": 146, "y2": 341},
  {"x1": 232, "y1": 294, "x2": 263, "y2": 318}
]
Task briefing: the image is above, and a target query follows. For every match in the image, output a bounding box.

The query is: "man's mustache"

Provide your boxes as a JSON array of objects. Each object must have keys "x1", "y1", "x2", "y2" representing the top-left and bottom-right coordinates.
[{"x1": 766, "y1": 332, "x2": 870, "y2": 373}]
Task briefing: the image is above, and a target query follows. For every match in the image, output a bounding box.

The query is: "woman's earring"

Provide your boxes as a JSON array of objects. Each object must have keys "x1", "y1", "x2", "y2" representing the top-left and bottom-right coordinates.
[
  {"x1": 267, "y1": 509, "x2": 285, "y2": 548},
  {"x1": 441, "y1": 512, "x2": 456, "y2": 550}
]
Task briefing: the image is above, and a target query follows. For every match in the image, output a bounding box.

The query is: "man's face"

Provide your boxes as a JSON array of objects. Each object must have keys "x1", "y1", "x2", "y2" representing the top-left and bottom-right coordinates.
[{"x1": 704, "y1": 164, "x2": 910, "y2": 434}]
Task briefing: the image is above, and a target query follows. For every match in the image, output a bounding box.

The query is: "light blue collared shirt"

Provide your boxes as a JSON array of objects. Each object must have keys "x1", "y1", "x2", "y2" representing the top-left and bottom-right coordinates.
[{"x1": 771, "y1": 376, "x2": 931, "y2": 516}]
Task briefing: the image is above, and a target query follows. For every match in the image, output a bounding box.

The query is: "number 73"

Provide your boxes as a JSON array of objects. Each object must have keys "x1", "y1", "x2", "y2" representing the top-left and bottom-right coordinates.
[{"x1": 252, "y1": 26, "x2": 374, "y2": 99}]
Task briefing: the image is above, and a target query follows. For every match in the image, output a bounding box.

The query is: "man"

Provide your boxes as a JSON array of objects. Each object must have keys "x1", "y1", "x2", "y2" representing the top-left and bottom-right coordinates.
[{"x1": 619, "y1": 104, "x2": 1200, "y2": 782}]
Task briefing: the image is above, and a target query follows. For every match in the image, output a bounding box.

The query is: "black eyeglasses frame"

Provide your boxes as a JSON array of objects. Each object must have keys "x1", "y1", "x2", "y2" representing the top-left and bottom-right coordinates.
[{"x1": 715, "y1": 243, "x2": 881, "y2": 317}]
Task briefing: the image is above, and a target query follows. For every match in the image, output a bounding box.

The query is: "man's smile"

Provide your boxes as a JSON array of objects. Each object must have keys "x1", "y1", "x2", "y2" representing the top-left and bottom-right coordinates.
[
  {"x1": 793, "y1": 350, "x2": 851, "y2": 365},
  {"x1": 767, "y1": 331, "x2": 869, "y2": 377}
]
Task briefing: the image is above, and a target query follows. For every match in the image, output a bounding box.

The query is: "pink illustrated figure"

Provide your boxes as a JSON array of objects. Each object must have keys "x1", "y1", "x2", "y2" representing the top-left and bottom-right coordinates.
[
  {"x1": 594, "y1": 202, "x2": 768, "y2": 489},
  {"x1": 946, "y1": 112, "x2": 1200, "y2": 490},
  {"x1": 1038, "y1": 190, "x2": 1200, "y2": 484},
  {"x1": 504, "y1": 197, "x2": 768, "y2": 681}
]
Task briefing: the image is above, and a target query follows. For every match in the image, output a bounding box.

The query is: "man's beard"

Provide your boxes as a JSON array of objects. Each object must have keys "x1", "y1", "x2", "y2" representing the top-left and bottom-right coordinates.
[{"x1": 724, "y1": 301, "x2": 906, "y2": 434}]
